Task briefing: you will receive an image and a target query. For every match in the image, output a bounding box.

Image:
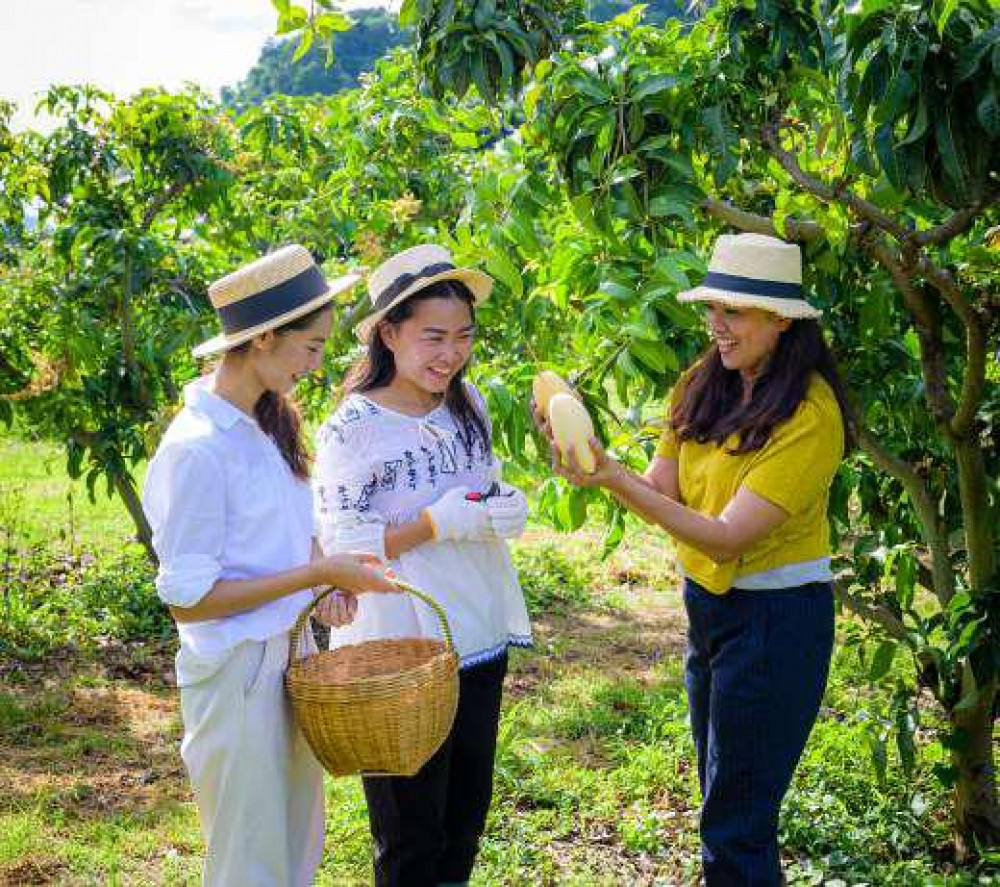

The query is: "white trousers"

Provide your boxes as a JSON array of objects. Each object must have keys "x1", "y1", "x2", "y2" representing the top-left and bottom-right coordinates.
[{"x1": 179, "y1": 631, "x2": 324, "y2": 886}]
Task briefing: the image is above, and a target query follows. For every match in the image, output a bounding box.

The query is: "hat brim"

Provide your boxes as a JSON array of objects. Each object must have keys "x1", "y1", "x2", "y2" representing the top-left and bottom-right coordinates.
[
  {"x1": 354, "y1": 268, "x2": 493, "y2": 342},
  {"x1": 677, "y1": 286, "x2": 822, "y2": 320},
  {"x1": 192, "y1": 273, "x2": 361, "y2": 359}
]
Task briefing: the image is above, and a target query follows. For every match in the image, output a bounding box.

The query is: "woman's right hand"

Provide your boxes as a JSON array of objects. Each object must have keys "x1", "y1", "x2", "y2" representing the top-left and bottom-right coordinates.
[{"x1": 311, "y1": 552, "x2": 398, "y2": 594}]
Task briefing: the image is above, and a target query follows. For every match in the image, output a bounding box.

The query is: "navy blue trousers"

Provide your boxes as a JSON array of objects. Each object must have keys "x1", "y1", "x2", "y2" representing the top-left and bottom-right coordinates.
[
  {"x1": 684, "y1": 578, "x2": 834, "y2": 887},
  {"x1": 363, "y1": 653, "x2": 507, "y2": 887}
]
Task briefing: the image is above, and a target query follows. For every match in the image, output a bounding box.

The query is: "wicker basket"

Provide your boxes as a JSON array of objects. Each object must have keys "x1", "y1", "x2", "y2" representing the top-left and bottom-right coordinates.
[{"x1": 285, "y1": 581, "x2": 459, "y2": 777}]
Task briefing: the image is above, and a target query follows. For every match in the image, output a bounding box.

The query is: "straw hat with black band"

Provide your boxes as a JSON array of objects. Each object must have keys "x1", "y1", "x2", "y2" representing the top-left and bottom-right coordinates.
[
  {"x1": 677, "y1": 233, "x2": 822, "y2": 319},
  {"x1": 193, "y1": 244, "x2": 361, "y2": 359},
  {"x1": 355, "y1": 244, "x2": 493, "y2": 343}
]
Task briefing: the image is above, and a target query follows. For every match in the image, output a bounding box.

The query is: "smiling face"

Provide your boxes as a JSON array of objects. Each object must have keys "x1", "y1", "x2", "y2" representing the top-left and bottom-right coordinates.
[
  {"x1": 379, "y1": 296, "x2": 475, "y2": 397},
  {"x1": 250, "y1": 306, "x2": 334, "y2": 395},
  {"x1": 703, "y1": 301, "x2": 790, "y2": 381}
]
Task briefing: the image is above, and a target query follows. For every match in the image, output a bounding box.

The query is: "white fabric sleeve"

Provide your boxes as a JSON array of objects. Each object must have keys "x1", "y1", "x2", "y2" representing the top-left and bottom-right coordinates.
[
  {"x1": 313, "y1": 418, "x2": 387, "y2": 560},
  {"x1": 144, "y1": 445, "x2": 225, "y2": 608}
]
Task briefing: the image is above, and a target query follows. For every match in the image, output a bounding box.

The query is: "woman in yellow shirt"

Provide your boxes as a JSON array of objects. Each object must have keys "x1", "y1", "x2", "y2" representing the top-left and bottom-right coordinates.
[{"x1": 547, "y1": 234, "x2": 852, "y2": 886}]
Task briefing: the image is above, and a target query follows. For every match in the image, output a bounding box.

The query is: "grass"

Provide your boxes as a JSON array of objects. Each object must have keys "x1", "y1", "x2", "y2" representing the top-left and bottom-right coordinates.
[
  {"x1": 0, "y1": 436, "x2": 136, "y2": 553},
  {"x1": 1, "y1": 434, "x2": 998, "y2": 885}
]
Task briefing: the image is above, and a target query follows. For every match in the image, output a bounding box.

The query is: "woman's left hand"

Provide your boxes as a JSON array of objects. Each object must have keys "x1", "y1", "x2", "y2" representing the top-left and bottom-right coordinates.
[
  {"x1": 313, "y1": 590, "x2": 359, "y2": 627},
  {"x1": 552, "y1": 437, "x2": 625, "y2": 489}
]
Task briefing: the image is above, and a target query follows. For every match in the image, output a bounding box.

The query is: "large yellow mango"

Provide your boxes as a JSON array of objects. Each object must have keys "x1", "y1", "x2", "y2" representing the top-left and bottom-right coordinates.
[
  {"x1": 532, "y1": 370, "x2": 576, "y2": 417},
  {"x1": 549, "y1": 393, "x2": 597, "y2": 474}
]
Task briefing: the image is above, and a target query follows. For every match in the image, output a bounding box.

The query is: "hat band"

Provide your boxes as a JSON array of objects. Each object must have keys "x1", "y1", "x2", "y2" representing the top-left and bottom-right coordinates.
[
  {"x1": 371, "y1": 262, "x2": 457, "y2": 314},
  {"x1": 217, "y1": 265, "x2": 329, "y2": 335},
  {"x1": 702, "y1": 271, "x2": 802, "y2": 300}
]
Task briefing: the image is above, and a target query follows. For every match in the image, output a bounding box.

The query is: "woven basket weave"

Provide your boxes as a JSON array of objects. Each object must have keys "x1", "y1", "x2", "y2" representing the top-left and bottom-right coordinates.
[{"x1": 286, "y1": 582, "x2": 459, "y2": 777}]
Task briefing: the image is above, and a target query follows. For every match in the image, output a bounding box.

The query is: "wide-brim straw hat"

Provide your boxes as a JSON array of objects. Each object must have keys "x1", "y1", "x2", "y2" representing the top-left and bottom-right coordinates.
[
  {"x1": 193, "y1": 245, "x2": 361, "y2": 358},
  {"x1": 677, "y1": 233, "x2": 822, "y2": 319},
  {"x1": 355, "y1": 244, "x2": 493, "y2": 342}
]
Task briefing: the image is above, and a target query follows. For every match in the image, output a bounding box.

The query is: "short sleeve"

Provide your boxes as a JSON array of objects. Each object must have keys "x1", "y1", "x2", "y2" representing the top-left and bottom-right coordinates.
[
  {"x1": 313, "y1": 414, "x2": 387, "y2": 560},
  {"x1": 655, "y1": 377, "x2": 688, "y2": 460},
  {"x1": 740, "y1": 399, "x2": 843, "y2": 515},
  {"x1": 142, "y1": 445, "x2": 224, "y2": 608}
]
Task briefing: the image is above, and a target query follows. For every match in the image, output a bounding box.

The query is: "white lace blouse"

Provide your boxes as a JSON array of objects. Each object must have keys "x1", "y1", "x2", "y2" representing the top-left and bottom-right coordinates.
[{"x1": 313, "y1": 385, "x2": 532, "y2": 668}]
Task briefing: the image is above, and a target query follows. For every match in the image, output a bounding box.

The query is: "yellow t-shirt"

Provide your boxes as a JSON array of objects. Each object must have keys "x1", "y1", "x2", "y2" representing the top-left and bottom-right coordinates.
[{"x1": 656, "y1": 373, "x2": 844, "y2": 594}]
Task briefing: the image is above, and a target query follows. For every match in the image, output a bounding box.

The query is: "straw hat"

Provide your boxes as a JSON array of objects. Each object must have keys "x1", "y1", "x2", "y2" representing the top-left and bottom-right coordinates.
[
  {"x1": 193, "y1": 245, "x2": 361, "y2": 358},
  {"x1": 677, "y1": 233, "x2": 822, "y2": 319},
  {"x1": 355, "y1": 244, "x2": 493, "y2": 342}
]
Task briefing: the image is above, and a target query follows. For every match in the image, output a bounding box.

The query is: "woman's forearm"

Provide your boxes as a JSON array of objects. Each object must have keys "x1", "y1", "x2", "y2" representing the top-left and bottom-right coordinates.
[
  {"x1": 171, "y1": 562, "x2": 321, "y2": 623},
  {"x1": 605, "y1": 469, "x2": 738, "y2": 563},
  {"x1": 384, "y1": 512, "x2": 435, "y2": 559}
]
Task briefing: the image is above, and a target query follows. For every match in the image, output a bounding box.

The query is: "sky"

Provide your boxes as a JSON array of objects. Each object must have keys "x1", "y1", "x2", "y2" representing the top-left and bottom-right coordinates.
[{"x1": 2, "y1": 0, "x2": 388, "y2": 131}]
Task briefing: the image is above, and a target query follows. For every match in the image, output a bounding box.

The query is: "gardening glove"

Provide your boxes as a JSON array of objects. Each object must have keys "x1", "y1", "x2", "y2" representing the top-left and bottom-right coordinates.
[
  {"x1": 486, "y1": 483, "x2": 529, "y2": 539},
  {"x1": 423, "y1": 486, "x2": 496, "y2": 543}
]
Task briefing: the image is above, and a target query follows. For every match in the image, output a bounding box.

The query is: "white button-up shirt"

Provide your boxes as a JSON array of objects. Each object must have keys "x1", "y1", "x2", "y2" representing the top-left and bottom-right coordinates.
[{"x1": 142, "y1": 377, "x2": 315, "y2": 686}]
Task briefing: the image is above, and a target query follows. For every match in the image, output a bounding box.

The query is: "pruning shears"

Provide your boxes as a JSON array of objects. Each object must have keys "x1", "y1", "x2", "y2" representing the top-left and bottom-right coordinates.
[{"x1": 465, "y1": 482, "x2": 514, "y2": 502}]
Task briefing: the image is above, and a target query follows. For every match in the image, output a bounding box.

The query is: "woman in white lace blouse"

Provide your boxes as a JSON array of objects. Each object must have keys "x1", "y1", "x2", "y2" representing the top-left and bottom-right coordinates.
[{"x1": 314, "y1": 244, "x2": 531, "y2": 887}]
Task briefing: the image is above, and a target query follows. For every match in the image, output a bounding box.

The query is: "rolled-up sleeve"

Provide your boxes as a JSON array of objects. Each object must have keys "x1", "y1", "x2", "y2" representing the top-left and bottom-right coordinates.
[{"x1": 143, "y1": 444, "x2": 225, "y2": 608}]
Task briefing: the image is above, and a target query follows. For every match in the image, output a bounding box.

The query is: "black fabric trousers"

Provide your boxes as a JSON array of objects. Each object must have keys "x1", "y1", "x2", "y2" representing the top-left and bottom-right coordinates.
[{"x1": 362, "y1": 653, "x2": 508, "y2": 887}]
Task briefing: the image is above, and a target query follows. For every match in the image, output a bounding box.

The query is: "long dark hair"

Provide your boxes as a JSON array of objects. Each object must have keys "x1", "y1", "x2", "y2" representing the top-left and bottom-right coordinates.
[
  {"x1": 672, "y1": 319, "x2": 854, "y2": 454},
  {"x1": 344, "y1": 279, "x2": 490, "y2": 450},
  {"x1": 231, "y1": 303, "x2": 332, "y2": 480}
]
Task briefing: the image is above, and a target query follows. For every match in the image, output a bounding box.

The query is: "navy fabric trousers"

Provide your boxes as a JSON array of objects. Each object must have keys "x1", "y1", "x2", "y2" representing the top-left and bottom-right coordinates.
[
  {"x1": 684, "y1": 578, "x2": 834, "y2": 887},
  {"x1": 362, "y1": 653, "x2": 508, "y2": 887}
]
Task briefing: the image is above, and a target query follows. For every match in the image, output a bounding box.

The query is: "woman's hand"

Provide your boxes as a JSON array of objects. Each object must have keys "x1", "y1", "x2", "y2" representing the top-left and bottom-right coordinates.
[
  {"x1": 552, "y1": 436, "x2": 626, "y2": 490},
  {"x1": 311, "y1": 552, "x2": 398, "y2": 594},
  {"x1": 530, "y1": 398, "x2": 553, "y2": 442},
  {"x1": 313, "y1": 590, "x2": 359, "y2": 627}
]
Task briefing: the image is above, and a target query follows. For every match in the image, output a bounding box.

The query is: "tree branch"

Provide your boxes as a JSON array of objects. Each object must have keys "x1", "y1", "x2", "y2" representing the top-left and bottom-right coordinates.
[
  {"x1": 834, "y1": 582, "x2": 908, "y2": 640},
  {"x1": 701, "y1": 198, "x2": 827, "y2": 241},
  {"x1": 762, "y1": 117, "x2": 914, "y2": 243},
  {"x1": 864, "y1": 237, "x2": 956, "y2": 430},
  {"x1": 914, "y1": 190, "x2": 1000, "y2": 247},
  {"x1": 853, "y1": 419, "x2": 955, "y2": 604},
  {"x1": 918, "y1": 263, "x2": 989, "y2": 439}
]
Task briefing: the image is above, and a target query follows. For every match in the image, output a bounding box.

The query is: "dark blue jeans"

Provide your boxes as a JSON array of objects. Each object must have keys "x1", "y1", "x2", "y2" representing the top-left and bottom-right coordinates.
[{"x1": 684, "y1": 578, "x2": 834, "y2": 887}]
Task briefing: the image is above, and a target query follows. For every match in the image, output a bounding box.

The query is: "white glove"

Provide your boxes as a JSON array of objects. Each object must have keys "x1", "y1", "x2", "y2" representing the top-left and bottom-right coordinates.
[
  {"x1": 486, "y1": 483, "x2": 529, "y2": 539},
  {"x1": 424, "y1": 486, "x2": 496, "y2": 543}
]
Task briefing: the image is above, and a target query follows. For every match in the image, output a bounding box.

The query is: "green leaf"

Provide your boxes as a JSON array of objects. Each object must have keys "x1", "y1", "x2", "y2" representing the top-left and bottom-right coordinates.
[
  {"x1": 485, "y1": 250, "x2": 524, "y2": 300},
  {"x1": 631, "y1": 74, "x2": 680, "y2": 102},
  {"x1": 630, "y1": 338, "x2": 668, "y2": 374},
  {"x1": 869, "y1": 639, "x2": 897, "y2": 681},
  {"x1": 292, "y1": 28, "x2": 314, "y2": 62},
  {"x1": 936, "y1": 0, "x2": 961, "y2": 35},
  {"x1": 977, "y1": 87, "x2": 1000, "y2": 138},
  {"x1": 934, "y1": 108, "x2": 970, "y2": 201}
]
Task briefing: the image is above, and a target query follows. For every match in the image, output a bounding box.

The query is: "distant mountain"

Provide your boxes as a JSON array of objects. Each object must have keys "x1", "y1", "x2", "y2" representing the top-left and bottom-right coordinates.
[{"x1": 222, "y1": 1, "x2": 695, "y2": 106}]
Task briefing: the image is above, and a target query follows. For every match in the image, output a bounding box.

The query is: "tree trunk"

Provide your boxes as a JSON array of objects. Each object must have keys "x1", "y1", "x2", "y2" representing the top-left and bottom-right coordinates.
[
  {"x1": 951, "y1": 673, "x2": 1000, "y2": 858},
  {"x1": 110, "y1": 469, "x2": 157, "y2": 565}
]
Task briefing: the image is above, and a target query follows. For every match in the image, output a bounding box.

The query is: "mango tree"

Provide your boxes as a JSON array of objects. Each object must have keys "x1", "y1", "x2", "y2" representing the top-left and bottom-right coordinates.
[
  {"x1": 400, "y1": 0, "x2": 1000, "y2": 855},
  {"x1": 0, "y1": 87, "x2": 237, "y2": 559}
]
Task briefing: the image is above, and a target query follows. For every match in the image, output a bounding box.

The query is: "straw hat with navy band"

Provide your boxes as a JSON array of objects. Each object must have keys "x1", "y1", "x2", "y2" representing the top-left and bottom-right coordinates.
[
  {"x1": 355, "y1": 244, "x2": 493, "y2": 343},
  {"x1": 192, "y1": 244, "x2": 361, "y2": 359},
  {"x1": 677, "y1": 233, "x2": 822, "y2": 320}
]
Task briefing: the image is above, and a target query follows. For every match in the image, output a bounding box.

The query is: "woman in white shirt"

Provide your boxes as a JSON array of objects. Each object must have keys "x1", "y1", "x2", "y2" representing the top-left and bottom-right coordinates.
[
  {"x1": 314, "y1": 244, "x2": 531, "y2": 887},
  {"x1": 143, "y1": 245, "x2": 396, "y2": 887}
]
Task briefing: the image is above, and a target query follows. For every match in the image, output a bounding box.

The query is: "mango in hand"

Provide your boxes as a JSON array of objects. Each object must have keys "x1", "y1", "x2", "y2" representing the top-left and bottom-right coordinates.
[
  {"x1": 548, "y1": 392, "x2": 597, "y2": 474},
  {"x1": 532, "y1": 370, "x2": 576, "y2": 416}
]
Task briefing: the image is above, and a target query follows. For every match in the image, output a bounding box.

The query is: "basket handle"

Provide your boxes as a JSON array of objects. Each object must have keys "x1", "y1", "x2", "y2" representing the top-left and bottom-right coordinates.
[{"x1": 288, "y1": 580, "x2": 456, "y2": 665}]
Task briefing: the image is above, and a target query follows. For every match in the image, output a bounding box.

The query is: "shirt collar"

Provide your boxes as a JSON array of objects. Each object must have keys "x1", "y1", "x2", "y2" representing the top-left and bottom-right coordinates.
[{"x1": 184, "y1": 376, "x2": 258, "y2": 431}]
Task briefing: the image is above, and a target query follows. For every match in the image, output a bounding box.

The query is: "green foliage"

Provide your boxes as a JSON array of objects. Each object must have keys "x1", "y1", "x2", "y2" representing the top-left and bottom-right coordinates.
[
  {"x1": 223, "y1": 9, "x2": 411, "y2": 107},
  {"x1": 0, "y1": 546, "x2": 167, "y2": 661}
]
